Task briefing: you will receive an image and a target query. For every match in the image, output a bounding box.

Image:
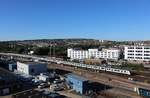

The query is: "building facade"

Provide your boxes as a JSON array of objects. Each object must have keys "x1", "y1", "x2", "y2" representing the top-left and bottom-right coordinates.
[
  {"x1": 8, "y1": 63, "x2": 17, "y2": 72},
  {"x1": 67, "y1": 48, "x2": 120, "y2": 60},
  {"x1": 17, "y1": 62, "x2": 47, "y2": 75},
  {"x1": 124, "y1": 46, "x2": 150, "y2": 61},
  {"x1": 65, "y1": 74, "x2": 89, "y2": 94}
]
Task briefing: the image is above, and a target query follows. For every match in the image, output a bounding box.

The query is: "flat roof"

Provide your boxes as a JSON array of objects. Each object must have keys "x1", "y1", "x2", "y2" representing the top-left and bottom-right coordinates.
[
  {"x1": 66, "y1": 73, "x2": 88, "y2": 82},
  {"x1": 18, "y1": 61, "x2": 46, "y2": 65}
]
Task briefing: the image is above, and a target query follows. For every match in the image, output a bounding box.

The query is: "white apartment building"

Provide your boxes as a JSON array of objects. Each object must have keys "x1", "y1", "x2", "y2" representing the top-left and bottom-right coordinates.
[
  {"x1": 67, "y1": 48, "x2": 120, "y2": 60},
  {"x1": 124, "y1": 46, "x2": 150, "y2": 61}
]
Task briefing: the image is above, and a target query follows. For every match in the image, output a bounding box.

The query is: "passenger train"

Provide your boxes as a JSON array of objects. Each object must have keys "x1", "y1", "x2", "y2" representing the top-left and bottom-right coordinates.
[
  {"x1": 0, "y1": 53, "x2": 131, "y2": 75},
  {"x1": 44, "y1": 58, "x2": 131, "y2": 75}
]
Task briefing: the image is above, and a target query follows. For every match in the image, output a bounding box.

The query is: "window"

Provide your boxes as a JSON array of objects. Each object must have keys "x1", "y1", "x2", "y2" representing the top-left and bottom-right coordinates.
[
  {"x1": 144, "y1": 57, "x2": 150, "y2": 59},
  {"x1": 144, "y1": 47, "x2": 150, "y2": 49},
  {"x1": 128, "y1": 54, "x2": 134, "y2": 55},
  {"x1": 136, "y1": 47, "x2": 143, "y2": 49},
  {"x1": 128, "y1": 50, "x2": 134, "y2": 52},
  {"x1": 136, "y1": 51, "x2": 142, "y2": 52},
  {"x1": 144, "y1": 51, "x2": 150, "y2": 53},
  {"x1": 135, "y1": 57, "x2": 142, "y2": 59},
  {"x1": 135, "y1": 54, "x2": 142, "y2": 56},
  {"x1": 128, "y1": 57, "x2": 134, "y2": 59},
  {"x1": 128, "y1": 47, "x2": 134, "y2": 49},
  {"x1": 144, "y1": 54, "x2": 150, "y2": 56}
]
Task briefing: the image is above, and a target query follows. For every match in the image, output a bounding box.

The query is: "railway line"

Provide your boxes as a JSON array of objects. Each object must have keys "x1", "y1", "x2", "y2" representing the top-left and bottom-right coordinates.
[
  {"x1": 48, "y1": 63, "x2": 150, "y2": 90},
  {"x1": 48, "y1": 64, "x2": 143, "y2": 98},
  {"x1": 0, "y1": 53, "x2": 131, "y2": 75},
  {"x1": 0, "y1": 53, "x2": 150, "y2": 89},
  {"x1": 0, "y1": 53, "x2": 150, "y2": 98}
]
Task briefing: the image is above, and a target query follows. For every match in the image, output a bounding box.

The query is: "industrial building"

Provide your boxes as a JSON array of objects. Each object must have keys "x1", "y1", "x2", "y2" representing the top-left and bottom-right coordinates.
[
  {"x1": 135, "y1": 87, "x2": 150, "y2": 98},
  {"x1": 0, "y1": 69, "x2": 21, "y2": 96},
  {"x1": 65, "y1": 74, "x2": 89, "y2": 94},
  {"x1": 0, "y1": 76, "x2": 10, "y2": 96},
  {"x1": 67, "y1": 48, "x2": 120, "y2": 60},
  {"x1": 17, "y1": 61, "x2": 47, "y2": 75},
  {"x1": 124, "y1": 45, "x2": 150, "y2": 62},
  {"x1": 8, "y1": 63, "x2": 17, "y2": 72}
]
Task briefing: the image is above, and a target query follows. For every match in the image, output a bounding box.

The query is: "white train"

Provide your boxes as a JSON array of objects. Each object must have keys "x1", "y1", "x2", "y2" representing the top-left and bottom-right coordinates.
[
  {"x1": 0, "y1": 53, "x2": 131, "y2": 75},
  {"x1": 55, "y1": 60, "x2": 131, "y2": 75}
]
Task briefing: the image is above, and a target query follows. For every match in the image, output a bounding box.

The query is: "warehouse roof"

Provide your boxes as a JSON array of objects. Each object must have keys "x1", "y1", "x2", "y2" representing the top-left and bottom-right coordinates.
[
  {"x1": 17, "y1": 61, "x2": 46, "y2": 65},
  {"x1": 66, "y1": 73, "x2": 88, "y2": 82}
]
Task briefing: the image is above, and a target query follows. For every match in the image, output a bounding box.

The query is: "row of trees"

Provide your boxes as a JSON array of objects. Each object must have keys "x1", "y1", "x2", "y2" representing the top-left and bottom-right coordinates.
[
  {"x1": 0, "y1": 42, "x2": 31, "y2": 54},
  {"x1": 0, "y1": 42, "x2": 108, "y2": 57}
]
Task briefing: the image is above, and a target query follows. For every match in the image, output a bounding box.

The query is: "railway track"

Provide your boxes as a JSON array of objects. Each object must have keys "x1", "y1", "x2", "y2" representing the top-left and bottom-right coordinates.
[
  {"x1": 48, "y1": 64, "x2": 143, "y2": 98},
  {"x1": 0, "y1": 53, "x2": 131, "y2": 75},
  {"x1": 48, "y1": 63, "x2": 150, "y2": 91}
]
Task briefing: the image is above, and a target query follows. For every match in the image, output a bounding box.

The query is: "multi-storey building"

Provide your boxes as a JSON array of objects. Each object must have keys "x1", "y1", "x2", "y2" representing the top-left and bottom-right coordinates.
[
  {"x1": 17, "y1": 61, "x2": 47, "y2": 75},
  {"x1": 67, "y1": 48, "x2": 120, "y2": 60},
  {"x1": 124, "y1": 46, "x2": 150, "y2": 61}
]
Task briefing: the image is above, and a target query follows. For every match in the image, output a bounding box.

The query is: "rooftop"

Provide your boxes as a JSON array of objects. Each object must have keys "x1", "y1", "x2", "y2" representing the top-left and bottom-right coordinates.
[
  {"x1": 12, "y1": 90, "x2": 65, "y2": 98},
  {"x1": 66, "y1": 73, "x2": 88, "y2": 82},
  {"x1": 17, "y1": 61, "x2": 46, "y2": 65}
]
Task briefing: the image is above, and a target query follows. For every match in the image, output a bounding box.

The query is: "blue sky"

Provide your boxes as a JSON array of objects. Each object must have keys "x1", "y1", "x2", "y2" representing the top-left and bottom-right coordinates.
[{"x1": 0, "y1": 0, "x2": 150, "y2": 41}]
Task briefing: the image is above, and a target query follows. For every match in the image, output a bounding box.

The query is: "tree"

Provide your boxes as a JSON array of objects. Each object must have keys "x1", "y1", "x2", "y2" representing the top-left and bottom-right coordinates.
[{"x1": 34, "y1": 47, "x2": 50, "y2": 55}]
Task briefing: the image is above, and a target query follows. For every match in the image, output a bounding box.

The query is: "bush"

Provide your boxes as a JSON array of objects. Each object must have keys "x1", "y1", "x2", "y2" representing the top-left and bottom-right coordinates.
[{"x1": 121, "y1": 63, "x2": 144, "y2": 71}]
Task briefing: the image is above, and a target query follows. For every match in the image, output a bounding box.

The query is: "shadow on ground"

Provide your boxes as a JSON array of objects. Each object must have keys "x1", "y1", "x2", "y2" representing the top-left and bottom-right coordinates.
[
  {"x1": 48, "y1": 68, "x2": 71, "y2": 75},
  {"x1": 88, "y1": 82, "x2": 112, "y2": 92}
]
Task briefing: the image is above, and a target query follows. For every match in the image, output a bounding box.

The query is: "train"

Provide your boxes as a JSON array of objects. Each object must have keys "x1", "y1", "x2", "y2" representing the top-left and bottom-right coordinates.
[
  {"x1": 44, "y1": 58, "x2": 131, "y2": 75},
  {"x1": 0, "y1": 53, "x2": 131, "y2": 75}
]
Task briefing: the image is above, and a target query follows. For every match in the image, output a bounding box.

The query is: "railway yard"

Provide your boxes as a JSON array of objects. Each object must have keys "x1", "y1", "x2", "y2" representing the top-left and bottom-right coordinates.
[
  {"x1": 0, "y1": 53, "x2": 150, "y2": 98},
  {"x1": 48, "y1": 63, "x2": 150, "y2": 98}
]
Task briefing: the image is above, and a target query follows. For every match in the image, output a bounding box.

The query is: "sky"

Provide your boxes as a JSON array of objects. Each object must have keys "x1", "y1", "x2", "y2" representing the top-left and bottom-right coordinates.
[{"x1": 0, "y1": 0, "x2": 150, "y2": 41}]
